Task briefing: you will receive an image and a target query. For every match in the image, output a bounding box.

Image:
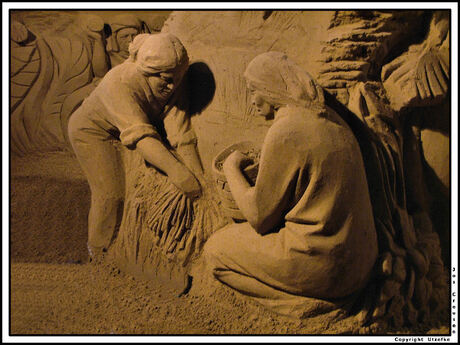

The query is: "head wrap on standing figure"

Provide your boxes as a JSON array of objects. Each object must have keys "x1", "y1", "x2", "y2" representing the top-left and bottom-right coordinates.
[{"x1": 128, "y1": 33, "x2": 189, "y2": 83}]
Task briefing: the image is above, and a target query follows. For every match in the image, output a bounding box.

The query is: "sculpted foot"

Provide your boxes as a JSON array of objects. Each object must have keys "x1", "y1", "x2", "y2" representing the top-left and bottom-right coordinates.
[{"x1": 87, "y1": 243, "x2": 107, "y2": 264}]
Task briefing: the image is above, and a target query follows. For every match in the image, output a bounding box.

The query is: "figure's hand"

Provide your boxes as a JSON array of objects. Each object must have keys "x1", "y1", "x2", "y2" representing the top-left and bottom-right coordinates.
[
  {"x1": 348, "y1": 82, "x2": 395, "y2": 121},
  {"x1": 223, "y1": 150, "x2": 253, "y2": 172},
  {"x1": 381, "y1": 44, "x2": 449, "y2": 111},
  {"x1": 169, "y1": 167, "x2": 202, "y2": 199},
  {"x1": 415, "y1": 48, "x2": 449, "y2": 100}
]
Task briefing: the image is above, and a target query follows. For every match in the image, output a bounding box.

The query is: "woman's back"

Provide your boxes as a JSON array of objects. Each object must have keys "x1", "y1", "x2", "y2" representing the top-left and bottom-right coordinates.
[{"x1": 257, "y1": 105, "x2": 378, "y2": 298}]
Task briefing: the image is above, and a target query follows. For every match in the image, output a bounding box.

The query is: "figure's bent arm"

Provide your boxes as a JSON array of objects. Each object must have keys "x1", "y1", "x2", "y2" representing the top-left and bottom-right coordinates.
[
  {"x1": 224, "y1": 119, "x2": 300, "y2": 234},
  {"x1": 177, "y1": 142, "x2": 204, "y2": 177},
  {"x1": 136, "y1": 136, "x2": 183, "y2": 174},
  {"x1": 136, "y1": 136, "x2": 201, "y2": 198},
  {"x1": 223, "y1": 160, "x2": 260, "y2": 227},
  {"x1": 223, "y1": 152, "x2": 284, "y2": 235}
]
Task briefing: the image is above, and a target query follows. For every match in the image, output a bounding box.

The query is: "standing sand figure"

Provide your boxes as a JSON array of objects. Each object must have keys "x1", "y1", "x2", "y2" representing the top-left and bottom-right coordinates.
[
  {"x1": 68, "y1": 33, "x2": 201, "y2": 261},
  {"x1": 204, "y1": 52, "x2": 378, "y2": 303}
]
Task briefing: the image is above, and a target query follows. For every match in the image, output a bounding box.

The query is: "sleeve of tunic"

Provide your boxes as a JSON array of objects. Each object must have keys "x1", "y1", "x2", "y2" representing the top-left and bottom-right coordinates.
[
  {"x1": 162, "y1": 75, "x2": 198, "y2": 148},
  {"x1": 98, "y1": 77, "x2": 162, "y2": 149},
  {"x1": 252, "y1": 117, "x2": 304, "y2": 230}
]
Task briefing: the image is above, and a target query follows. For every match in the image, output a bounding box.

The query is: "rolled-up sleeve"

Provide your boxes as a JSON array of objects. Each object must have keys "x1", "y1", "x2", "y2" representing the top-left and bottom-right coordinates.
[
  {"x1": 98, "y1": 74, "x2": 162, "y2": 149},
  {"x1": 119, "y1": 123, "x2": 161, "y2": 149}
]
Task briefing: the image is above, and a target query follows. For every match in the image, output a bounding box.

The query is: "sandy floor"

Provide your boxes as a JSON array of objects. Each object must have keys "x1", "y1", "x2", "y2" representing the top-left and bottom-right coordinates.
[
  {"x1": 9, "y1": 152, "x2": 451, "y2": 337},
  {"x1": 10, "y1": 261, "x2": 314, "y2": 335},
  {"x1": 9, "y1": 261, "x2": 451, "y2": 336},
  {"x1": 8, "y1": 152, "x2": 322, "y2": 336}
]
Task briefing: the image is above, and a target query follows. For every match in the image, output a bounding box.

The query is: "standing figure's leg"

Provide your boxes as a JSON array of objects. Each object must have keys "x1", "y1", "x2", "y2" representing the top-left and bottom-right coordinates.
[
  {"x1": 84, "y1": 140, "x2": 124, "y2": 250},
  {"x1": 68, "y1": 116, "x2": 125, "y2": 257}
]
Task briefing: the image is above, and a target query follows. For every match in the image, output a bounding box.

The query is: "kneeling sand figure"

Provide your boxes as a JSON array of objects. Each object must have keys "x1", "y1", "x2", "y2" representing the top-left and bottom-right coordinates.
[
  {"x1": 204, "y1": 52, "x2": 378, "y2": 307},
  {"x1": 68, "y1": 33, "x2": 201, "y2": 259}
]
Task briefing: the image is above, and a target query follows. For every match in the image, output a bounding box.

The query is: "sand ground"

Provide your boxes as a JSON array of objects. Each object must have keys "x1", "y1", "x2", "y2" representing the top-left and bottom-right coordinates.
[
  {"x1": 9, "y1": 152, "x2": 451, "y2": 336},
  {"x1": 9, "y1": 261, "x2": 451, "y2": 336}
]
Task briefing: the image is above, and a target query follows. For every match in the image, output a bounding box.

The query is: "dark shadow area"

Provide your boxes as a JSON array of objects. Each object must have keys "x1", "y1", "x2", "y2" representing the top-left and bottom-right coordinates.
[
  {"x1": 324, "y1": 93, "x2": 403, "y2": 284},
  {"x1": 324, "y1": 89, "x2": 451, "y2": 268},
  {"x1": 22, "y1": 30, "x2": 36, "y2": 45},
  {"x1": 324, "y1": 91, "x2": 387, "y2": 214},
  {"x1": 263, "y1": 10, "x2": 273, "y2": 20},
  {"x1": 419, "y1": 97, "x2": 451, "y2": 137},
  {"x1": 103, "y1": 23, "x2": 112, "y2": 37},
  {"x1": 424, "y1": 160, "x2": 451, "y2": 265},
  {"x1": 186, "y1": 61, "x2": 216, "y2": 117},
  {"x1": 403, "y1": 101, "x2": 451, "y2": 265}
]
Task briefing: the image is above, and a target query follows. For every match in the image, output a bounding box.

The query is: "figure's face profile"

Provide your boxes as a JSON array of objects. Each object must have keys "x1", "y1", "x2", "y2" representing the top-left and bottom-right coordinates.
[
  {"x1": 249, "y1": 87, "x2": 274, "y2": 117},
  {"x1": 117, "y1": 27, "x2": 139, "y2": 55},
  {"x1": 147, "y1": 71, "x2": 178, "y2": 103}
]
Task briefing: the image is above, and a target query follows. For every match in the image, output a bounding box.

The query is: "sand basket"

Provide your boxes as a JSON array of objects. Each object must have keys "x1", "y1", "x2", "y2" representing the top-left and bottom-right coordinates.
[{"x1": 211, "y1": 141, "x2": 261, "y2": 220}]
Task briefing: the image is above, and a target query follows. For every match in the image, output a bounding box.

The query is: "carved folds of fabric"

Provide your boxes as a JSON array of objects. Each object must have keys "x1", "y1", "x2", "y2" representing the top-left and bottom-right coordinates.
[{"x1": 342, "y1": 85, "x2": 447, "y2": 327}]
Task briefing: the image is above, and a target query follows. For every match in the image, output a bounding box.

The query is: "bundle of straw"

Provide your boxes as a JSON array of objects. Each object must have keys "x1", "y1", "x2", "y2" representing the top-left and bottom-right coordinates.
[{"x1": 112, "y1": 149, "x2": 228, "y2": 278}]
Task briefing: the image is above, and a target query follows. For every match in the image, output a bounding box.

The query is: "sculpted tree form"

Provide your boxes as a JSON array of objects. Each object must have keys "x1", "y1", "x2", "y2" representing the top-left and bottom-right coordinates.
[
  {"x1": 317, "y1": 10, "x2": 449, "y2": 330},
  {"x1": 11, "y1": 15, "x2": 110, "y2": 155},
  {"x1": 380, "y1": 11, "x2": 450, "y2": 263},
  {"x1": 10, "y1": 13, "x2": 169, "y2": 156}
]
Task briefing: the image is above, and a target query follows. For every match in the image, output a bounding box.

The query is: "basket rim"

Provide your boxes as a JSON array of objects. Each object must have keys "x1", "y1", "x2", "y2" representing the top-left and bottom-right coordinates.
[{"x1": 211, "y1": 140, "x2": 261, "y2": 173}]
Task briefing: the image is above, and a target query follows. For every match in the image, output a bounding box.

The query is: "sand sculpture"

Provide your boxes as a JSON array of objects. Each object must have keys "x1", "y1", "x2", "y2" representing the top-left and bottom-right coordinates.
[
  {"x1": 68, "y1": 33, "x2": 202, "y2": 260},
  {"x1": 10, "y1": 10, "x2": 451, "y2": 334},
  {"x1": 106, "y1": 14, "x2": 151, "y2": 68},
  {"x1": 10, "y1": 13, "x2": 158, "y2": 156},
  {"x1": 161, "y1": 10, "x2": 450, "y2": 331},
  {"x1": 205, "y1": 51, "x2": 379, "y2": 313},
  {"x1": 11, "y1": 15, "x2": 110, "y2": 155},
  {"x1": 314, "y1": 10, "x2": 450, "y2": 329}
]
